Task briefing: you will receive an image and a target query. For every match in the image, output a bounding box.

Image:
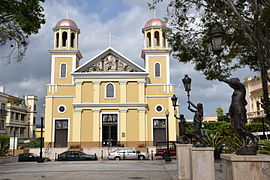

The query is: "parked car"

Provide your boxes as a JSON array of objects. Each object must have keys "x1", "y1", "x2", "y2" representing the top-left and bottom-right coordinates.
[
  {"x1": 57, "y1": 151, "x2": 97, "y2": 161},
  {"x1": 18, "y1": 153, "x2": 51, "y2": 162},
  {"x1": 108, "y1": 147, "x2": 149, "y2": 160},
  {"x1": 155, "y1": 142, "x2": 176, "y2": 159}
]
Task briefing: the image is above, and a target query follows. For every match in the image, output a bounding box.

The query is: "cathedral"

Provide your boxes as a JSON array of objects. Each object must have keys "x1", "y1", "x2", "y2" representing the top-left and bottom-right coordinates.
[{"x1": 44, "y1": 17, "x2": 178, "y2": 148}]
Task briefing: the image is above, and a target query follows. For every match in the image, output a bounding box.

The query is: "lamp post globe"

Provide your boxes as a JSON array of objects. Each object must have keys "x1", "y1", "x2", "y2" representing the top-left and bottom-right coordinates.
[
  {"x1": 171, "y1": 95, "x2": 178, "y2": 109},
  {"x1": 209, "y1": 24, "x2": 225, "y2": 55},
  {"x1": 182, "y1": 75, "x2": 191, "y2": 92}
]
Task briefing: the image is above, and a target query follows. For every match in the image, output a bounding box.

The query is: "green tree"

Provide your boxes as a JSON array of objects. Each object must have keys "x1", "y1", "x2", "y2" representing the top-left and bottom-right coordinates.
[
  {"x1": 0, "y1": 135, "x2": 10, "y2": 156},
  {"x1": 150, "y1": 0, "x2": 270, "y2": 124},
  {"x1": 216, "y1": 107, "x2": 224, "y2": 117},
  {"x1": 0, "y1": 0, "x2": 46, "y2": 63}
]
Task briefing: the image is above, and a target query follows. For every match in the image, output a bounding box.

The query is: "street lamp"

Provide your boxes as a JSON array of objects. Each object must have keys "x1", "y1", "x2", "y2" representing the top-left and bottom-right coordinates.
[
  {"x1": 37, "y1": 115, "x2": 44, "y2": 163},
  {"x1": 171, "y1": 95, "x2": 178, "y2": 110},
  {"x1": 165, "y1": 109, "x2": 171, "y2": 162},
  {"x1": 209, "y1": 24, "x2": 225, "y2": 56},
  {"x1": 182, "y1": 75, "x2": 192, "y2": 102}
]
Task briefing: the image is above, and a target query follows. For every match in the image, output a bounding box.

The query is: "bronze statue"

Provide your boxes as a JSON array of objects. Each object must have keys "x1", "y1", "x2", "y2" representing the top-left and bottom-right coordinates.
[
  {"x1": 188, "y1": 100, "x2": 205, "y2": 146},
  {"x1": 218, "y1": 77, "x2": 258, "y2": 155},
  {"x1": 175, "y1": 114, "x2": 189, "y2": 143}
]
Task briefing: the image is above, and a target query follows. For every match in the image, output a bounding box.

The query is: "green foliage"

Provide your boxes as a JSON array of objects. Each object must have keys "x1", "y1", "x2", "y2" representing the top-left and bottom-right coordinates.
[
  {"x1": 216, "y1": 107, "x2": 224, "y2": 117},
  {"x1": 19, "y1": 138, "x2": 43, "y2": 148},
  {"x1": 203, "y1": 132, "x2": 225, "y2": 149},
  {"x1": 0, "y1": 0, "x2": 46, "y2": 62},
  {"x1": 222, "y1": 136, "x2": 241, "y2": 154},
  {"x1": 258, "y1": 140, "x2": 270, "y2": 155},
  {"x1": 150, "y1": 0, "x2": 270, "y2": 79},
  {"x1": 246, "y1": 123, "x2": 270, "y2": 132},
  {"x1": 0, "y1": 135, "x2": 10, "y2": 156}
]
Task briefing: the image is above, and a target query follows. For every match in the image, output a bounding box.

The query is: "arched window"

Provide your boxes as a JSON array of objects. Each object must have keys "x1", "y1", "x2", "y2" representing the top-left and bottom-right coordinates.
[
  {"x1": 71, "y1": 33, "x2": 75, "y2": 48},
  {"x1": 62, "y1": 32, "x2": 67, "y2": 47},
  {"x1": 106, "y1": 83, "x2": 114, "y2": 98},
  {"x1": 155, "y1": 63, "x2": 161, "y2": 77},
  {"x1": 162, "y1": 32, "x2": 166, "y2": 47},
  {"x1": 60, "y1": 63, "x2": 67, "y2": 78},
  {"x1": 147, "y1": 32, "x2": 151, "y2": 47},
  {"x1": 56, "y1": 32, "x2": 59, "y2": 47},
  {"x1": 154, "y1": 31, "x2": 160, "y2": 46}
]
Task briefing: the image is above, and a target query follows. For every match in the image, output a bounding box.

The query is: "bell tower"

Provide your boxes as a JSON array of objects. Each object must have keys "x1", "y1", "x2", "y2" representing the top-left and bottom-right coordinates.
[
  {"x1": 142, "y1": 19, "x2": 170, "y2": 84},
  {"x1": 49, "y1": 19, "x2": 82, "y2": 85}
]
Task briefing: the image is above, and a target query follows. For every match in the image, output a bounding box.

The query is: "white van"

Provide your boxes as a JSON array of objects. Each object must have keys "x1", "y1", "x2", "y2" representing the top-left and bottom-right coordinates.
[{"x1": 252, "y1": 131, "x2": 270, "y2": 140}]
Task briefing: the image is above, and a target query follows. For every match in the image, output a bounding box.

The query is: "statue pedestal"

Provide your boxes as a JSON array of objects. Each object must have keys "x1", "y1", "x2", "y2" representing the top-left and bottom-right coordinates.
[
  {"x1": 176, "y1": 144, "x2": 215, "y2": 180},
  {"x1": 221, "y1": 154, "x2": 270, "y2": 180},
  {"x1": 176, "y1": 144, "x2": 193, "y2": 180}
]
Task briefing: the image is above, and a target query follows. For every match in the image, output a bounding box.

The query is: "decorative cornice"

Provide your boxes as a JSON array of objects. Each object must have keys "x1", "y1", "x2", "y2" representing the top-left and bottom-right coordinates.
[
  {"x1": 46, "y1": 96, "x2": 74, "y2": 98},
  {"x1": 74, "y1": 109, "x2": 83, "y2": 113},
  {"x1": 145, "y1": 95, "x2": 173, "y2": 98},
  {"x1": 73, "y1": 103, "x2": 148, "y2": 108},
  {"x1": 49, "y1": 49, "x2": 83, "y2": 60},
  {"x1": 92, "y1": 81, "x2": 101, "y2": 85},
  {"x1": 74, "y1": 82, "x2": 83, "y2": 85},
  {"x1": 138, "y1": 108, "x2": 147, "y2": 112},
  {"x1": 119, "y1": 109, "x2": 128, "y2": 113},
  {"x1": 119, "y1": 81, "x2": 128, "y2": 85},
  {"x1": 92, "y1": 109, "x2": 101, "y2": 112},
  {"x1": 71, "y1": 72, "x2": 148, "y2": 79},
  {"x1": 137, "y1": 80, "x2": 146, "y2": 84}
]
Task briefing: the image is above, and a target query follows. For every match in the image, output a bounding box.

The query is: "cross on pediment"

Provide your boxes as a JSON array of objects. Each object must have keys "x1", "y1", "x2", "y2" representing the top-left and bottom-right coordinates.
[{"x1": 105, "y1": 32, "x2": 114, "y2": 47}]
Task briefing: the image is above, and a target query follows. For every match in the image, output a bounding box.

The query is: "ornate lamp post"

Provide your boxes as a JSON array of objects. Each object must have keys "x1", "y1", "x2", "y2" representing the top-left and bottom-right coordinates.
[
  {"x1": 37, "y1": 115, "x2": 44, "y2": 163},
  {"x1": 182, "y1": 75, "x2": 192, "y2": 102},
  {"x1": 171, "y1": 95, "x2": 188, "y2": 143},
  {"x1": 165, "y1": 109, "x2": 171, "y2": 162},
  {"x1": 209, "y1": 24, "x2": 225, "y2": 56}
]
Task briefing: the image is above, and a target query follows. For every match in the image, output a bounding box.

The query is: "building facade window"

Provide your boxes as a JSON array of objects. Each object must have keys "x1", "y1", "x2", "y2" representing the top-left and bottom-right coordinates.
[
  {"x1": 71, "y1": 33, "x2": 75, "y2": 48},
  {"x1": 33, "y1": 117, "x2": 36, "y2": 125},
  {"x1": 106, "y1": 83, "x2": 115, "y2": 98},
  {"x1": 0, "y1": 120, "x2": 4, "y2": 130},
  {"x1": 147, "y1": 32, "x2": 151, "y2": 47},
  {"x1": 154, "y1": 31, "x2": 160, "y2": 46},
  {"x1": 60, "y1": 63, "x2": 67, "y2": 78},
  {"x1": 154, "y1": 63, "x2": 161, "y2": 77},
  {"x1": 155, "y1": 104, "x2": 163, "y2": 113},
  {"x1": 62, "y1": 32, "x2": 67, "y2": 47},
  {"x1": 0, "y1": 103, "x2": 5, "y2": 115},
  {"x1": 56, "y1": 32, "x2": 59, "y2": 47},
  {"x1": 58, "y1": 105, "x2": 66, "y2": 113}
]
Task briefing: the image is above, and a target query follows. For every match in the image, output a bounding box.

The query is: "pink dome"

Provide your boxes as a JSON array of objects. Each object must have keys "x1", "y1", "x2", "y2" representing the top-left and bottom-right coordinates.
[
  {"x1": 55, "y1": 19, "x2": 78, "y2": 28},
  {"x1": 144, "y1": 19, "x2": 166, "y2": 28}
]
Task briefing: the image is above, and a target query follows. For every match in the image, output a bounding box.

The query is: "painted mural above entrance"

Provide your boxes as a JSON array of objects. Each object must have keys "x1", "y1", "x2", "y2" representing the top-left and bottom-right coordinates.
[
  {"x1": 74, "y1": 47, "x2": 146, "y2": 73},
  {"x1": 83, "y1": 54, "x2": 136, "y2": 72}
]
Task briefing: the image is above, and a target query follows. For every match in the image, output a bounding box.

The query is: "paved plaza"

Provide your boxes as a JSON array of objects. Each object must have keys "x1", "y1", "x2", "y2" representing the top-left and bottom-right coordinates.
[{"x1": 0, "y1": 160, "x2": 223, "y2": 180}]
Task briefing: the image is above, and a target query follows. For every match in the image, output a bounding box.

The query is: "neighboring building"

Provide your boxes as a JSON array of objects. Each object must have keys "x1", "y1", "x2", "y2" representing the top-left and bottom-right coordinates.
[
  {"x1": 44, "y1": 18, "x2": 178, "y2": 148},
  {"x1": 0, "y1": 87, "x2": 38, "y2": 142},
  {"x1": 244, "y1": 75, "x2": 269, "y2": 123},
  {"x1": 203, "y1": 116, "x2": 217, "y2": 122},
  {"x1": 0, "y1": 87, "x2": 8, "y2": 135},
  {"x1": 24, "y1": 96, "x2": 38, "y2": 138}
]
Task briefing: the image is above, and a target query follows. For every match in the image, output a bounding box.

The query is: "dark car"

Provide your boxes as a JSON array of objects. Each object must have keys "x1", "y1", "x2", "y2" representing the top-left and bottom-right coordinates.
[
  {"x1": 57, "y1": 151, "x2": 97, "y2": 161},
  {"x1": 18, "y1": 153, "x2": 51, "y2": 162}
]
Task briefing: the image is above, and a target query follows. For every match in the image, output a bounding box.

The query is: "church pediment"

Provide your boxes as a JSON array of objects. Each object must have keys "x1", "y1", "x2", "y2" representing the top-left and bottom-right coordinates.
[{"x1": 75, "y1": 48, "x2": 145, "y2": 73}]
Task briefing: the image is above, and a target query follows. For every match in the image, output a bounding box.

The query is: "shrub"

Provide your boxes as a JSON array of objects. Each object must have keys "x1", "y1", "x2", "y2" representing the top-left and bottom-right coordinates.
[
  {"x1": 0, "y1": 135, "x2": 10, "y2": 156},
  {"x1": 258, "y1": 140, "x2": 270, "y2": 155}
]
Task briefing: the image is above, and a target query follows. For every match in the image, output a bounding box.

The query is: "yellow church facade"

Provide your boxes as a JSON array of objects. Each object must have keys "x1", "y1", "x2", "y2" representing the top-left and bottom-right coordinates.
[{"x1": 44, "y1": 18, "x2": 178, "y2": 148}]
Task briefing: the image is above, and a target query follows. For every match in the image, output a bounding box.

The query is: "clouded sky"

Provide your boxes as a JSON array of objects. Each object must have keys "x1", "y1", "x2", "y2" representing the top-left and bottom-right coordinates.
[{"x1": 0, "y1": 0, "x2": 256, "y2": 122}]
